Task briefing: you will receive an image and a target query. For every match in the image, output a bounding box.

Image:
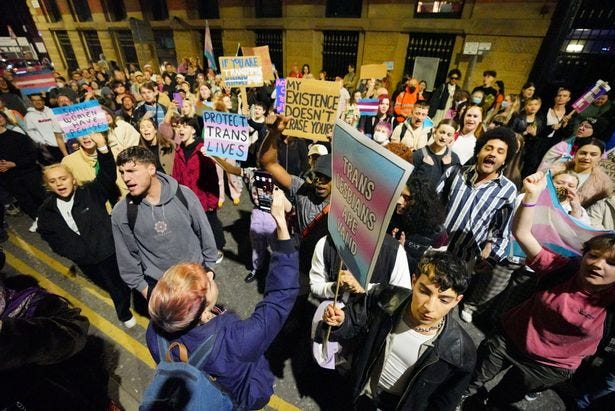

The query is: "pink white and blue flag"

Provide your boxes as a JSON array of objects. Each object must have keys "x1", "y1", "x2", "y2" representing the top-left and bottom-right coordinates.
[{"x1": 357, "y1": 98, "x2": 378, "y2": 117}]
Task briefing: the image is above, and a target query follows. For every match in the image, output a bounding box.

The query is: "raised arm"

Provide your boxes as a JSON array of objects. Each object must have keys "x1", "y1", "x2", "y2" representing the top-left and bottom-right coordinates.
[
  {"x1": 512, "y1": 172, "x2": 547, "y2": 260},
  {"x1": 258, "y1": 116, "x2": 293, "y2": 189},
  {"x1": 212, "y1": 156, "x2": 242, "y2": 177}
]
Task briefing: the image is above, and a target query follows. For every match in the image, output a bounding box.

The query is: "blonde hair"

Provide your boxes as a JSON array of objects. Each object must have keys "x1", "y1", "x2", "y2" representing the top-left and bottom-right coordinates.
[
  {"x1": 42, "y1": 163, "x2": 77, "y2": 190},
  {"x1": 148, "y1": 263, "x2": 209, "y2": 334}
]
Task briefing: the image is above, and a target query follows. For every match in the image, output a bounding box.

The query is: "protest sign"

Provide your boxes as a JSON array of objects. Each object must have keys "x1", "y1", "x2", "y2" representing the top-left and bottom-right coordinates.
[
  {"x1": 201, "y1": 111, "x2": 249, "y2": 161},
  {"x1": 572, "y1": 80, "x2": 610, "y2": 113},
  {"x1": 328, "y1": 121, "x2": 413, "y2": 288},
  {"x1": 283, "y1": 78, "x2": 340, "y2": 141},
  {"x1": 274, "y1": 78, "x2": 286, "y2": 113},
  {"x1": 242, "y1": 45, "x2": 275, "y2": 81},
  {"x1": 52, "y1": 100, "x2": 109, "y2": 140},
  {"x1": 219, "y1": 56, "x2": 263, "y2": 88},
  {"x1": 359, "y1": 64, "x2": 387, "y2": 80}
]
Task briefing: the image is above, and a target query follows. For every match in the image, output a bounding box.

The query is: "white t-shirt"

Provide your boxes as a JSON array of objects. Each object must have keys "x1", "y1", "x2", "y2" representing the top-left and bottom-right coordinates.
[
  {"x1": 452, "y1": 132, "x2": 477, "y2": 165},
  {"x1": 24, "y1": 106, "x2": 63, "y2": 146},
  {"x1": 378, "y1": 318, "x2": 434, "y2": 395},
  {"x1": 57, "y1": 195, "x2": 80, "y2": 235}
]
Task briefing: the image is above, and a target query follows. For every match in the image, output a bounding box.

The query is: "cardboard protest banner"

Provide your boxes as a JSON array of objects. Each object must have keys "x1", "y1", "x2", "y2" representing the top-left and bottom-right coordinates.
[
  {"x1": 328, "y1": 121, "x2": 414, "y2": 288},
  {"x1": 201, "y1": 111, "x2": 249, "y2": 161},
  {"x1": 219, "y1": 56, "x2": 263, "y2": 88},
  {"x1": 242, "y1": 45, "x2": 275, "y2": 81},
  {"x1": 274, "y1": 78, "x2": 286, "y2": 113},
  {"x1": 359, "y1": 64, "x2": 387, "y2": 80},
  {"x1": 52, "y1": 100, "x2": 109, "y2": 140},
  {"x1": 283, "y1": 78, "x2": 340, "y2": 141}
]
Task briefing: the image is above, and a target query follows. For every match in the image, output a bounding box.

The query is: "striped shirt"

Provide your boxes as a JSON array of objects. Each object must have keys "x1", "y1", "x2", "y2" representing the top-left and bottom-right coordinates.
[{"x1": 437, "y1": 165, "x2": 517, "y2": 262}]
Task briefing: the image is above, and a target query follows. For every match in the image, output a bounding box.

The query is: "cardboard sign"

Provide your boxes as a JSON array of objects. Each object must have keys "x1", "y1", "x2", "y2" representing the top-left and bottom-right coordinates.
[
  {"x1": 359, "y1": 64, "x2": 387, "y2": 80},
  {"x1": 328, "y1": 121, "x2": 413, "y2": 288},
  {"x1": 242, "y1": 45, "x2": 275, "y2": 81},
  {"x1": 219, "y1": 56, "x2": 263, "y2": 88},
  {"x1": 201, "y1": 111, "x2": 249, "y2": 161},
  {"x1": 274, "y1": 78, "x2": 286, "y2": 113},
  {"x1": 283, "y1": 78, "x2": 340, "y2": 141},
  {"x1": 52, "y1": 100, "x2": 109, "y2": 140}
]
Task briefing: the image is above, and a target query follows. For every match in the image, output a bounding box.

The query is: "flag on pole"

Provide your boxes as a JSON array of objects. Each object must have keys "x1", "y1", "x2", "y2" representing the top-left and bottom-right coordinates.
[
  {"x1": 357, "y1": 98, "x2": 379, "y2": 116},
  {"x1": 204, "y1": 20, "x2": 217, "y2": 72}
]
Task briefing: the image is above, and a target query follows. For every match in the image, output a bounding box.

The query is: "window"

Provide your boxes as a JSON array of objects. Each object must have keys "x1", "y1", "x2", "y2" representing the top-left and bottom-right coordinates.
[
  {"x1": 326, "y1": 0, "x2": 361, "y2": 18},
  {"x1": 256, "y1": 30, "x2": 283, "y2": 75},
  {"x1": 68, "y1": 0, "x2": 93, "y2": 22},
  {"x1": 154, "y1": 30, "x2": 176, "y2": 66},
  {"x1": 322, "y1": 31, "x2": 359, "y2": 79},
  {"x1": 81, "y1": 31, "x2": 103, "y2": 63},
  {"x1": 403, "y1": 33, "x2": 456, "y2": 87},
  {"x1": 140, "y1": 0, "x2": 169, "y2": 21},
  {"x1": 102, "y1": 0, "x2": 127, "y2": 21},
  {"x1": 197, "y1": 0, "x2": 220, "y2": 19},
  {"x1": 415, "y1": 1, "x2": 464, "y2": 18},
  {"x1": 255, "y1": 0, "x2": 282, "y2": 18},
  {"x1": 54, "y1": 31, "x2": 79, "y2": 71},
  {"x1": 115, "y1": 30, "x2": 138, "y2": 67},
  {"x1": 40, "y1": 0, "x2": 62, "y2": 22},
  {"x1": 562, "y1": 28, "x2": 615, "y2": 55}
]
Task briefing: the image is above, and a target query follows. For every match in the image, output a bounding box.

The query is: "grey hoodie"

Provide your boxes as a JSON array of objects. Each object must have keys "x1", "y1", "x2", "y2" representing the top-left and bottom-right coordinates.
[{"x1": 111, "y1": 172, "x2": 218, "y2": 292}]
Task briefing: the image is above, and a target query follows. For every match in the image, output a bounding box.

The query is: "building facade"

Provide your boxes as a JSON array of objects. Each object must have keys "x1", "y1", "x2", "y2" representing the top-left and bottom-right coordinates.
[{"x1": 26, "y1": 0, "x2": 560, "y2": 93}]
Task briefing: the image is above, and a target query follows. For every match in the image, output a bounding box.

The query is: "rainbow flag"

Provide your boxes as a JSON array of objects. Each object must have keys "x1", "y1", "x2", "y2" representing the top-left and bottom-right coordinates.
[
  {"x1": 512, "y1": 172, "x2": 613, "y2": 259},
  {"x1": 357, "y1": 98, "x2": 378, "y2": 116},
  {"x1": 204, "y1": 20, "x2": 217, "y2": 72},
  {"x1": 13, "y1": 71, "x2": 56, "y2": 95}
]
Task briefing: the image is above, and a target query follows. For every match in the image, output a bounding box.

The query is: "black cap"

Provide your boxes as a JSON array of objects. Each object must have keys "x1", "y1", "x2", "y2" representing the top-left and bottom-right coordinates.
[{"x1": 313, "y1": 153, "x2": 331, "y2": 178}]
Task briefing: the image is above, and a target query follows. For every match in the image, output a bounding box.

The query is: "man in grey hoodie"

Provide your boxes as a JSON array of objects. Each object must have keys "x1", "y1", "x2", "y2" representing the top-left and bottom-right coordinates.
[{"x1": 111, "y1": 146, "x2": 218, "y2": 298}]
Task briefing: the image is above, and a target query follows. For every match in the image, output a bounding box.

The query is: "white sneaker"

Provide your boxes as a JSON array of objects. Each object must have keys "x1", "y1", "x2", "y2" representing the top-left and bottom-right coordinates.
[
  {"x1": 216, "y1": 251, "x2": 224, "y2": 264},
  {"x1": 123, "y1": 316, "x2": 137, "y2": 329},
  {"x1": 524, "y1": 392, "x2": 542, "y2": 402},
  {"x1": 29, "y1": 218, "x2": 38, "y2": 233},
  {"x1": 460, "y1": 308, "x2": 473, "y2": 323}
]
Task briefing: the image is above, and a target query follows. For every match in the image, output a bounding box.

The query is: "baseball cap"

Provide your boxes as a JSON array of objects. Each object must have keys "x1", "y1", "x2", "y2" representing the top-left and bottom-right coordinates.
[
  {"x1": 308, "y1": 144, "x2": 329, "y2": 157},
  {"x1": 313, "y1": 154, "x2": 331, "y2": 178}
]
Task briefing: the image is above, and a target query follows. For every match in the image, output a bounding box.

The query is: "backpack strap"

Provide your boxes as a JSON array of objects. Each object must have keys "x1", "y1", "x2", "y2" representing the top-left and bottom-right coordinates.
[
  {"x1": 302, "y1": 203, "x2": 330, "y2": 239},
  {"x1": 126, "y1": 185, "x2": 189, "y2": 232},
  {"x1": 187, "y1": 335, "x2": 216, "y2": 369},
  {"x1": 166, "y1": 341, "x2": 189, "y2": 362},
  {"x1": 400, "y1": 122, "x2": 408, "y2": 141},
  {"x1": 156, "y1": 333, "x2": 215, "y2": 369}
]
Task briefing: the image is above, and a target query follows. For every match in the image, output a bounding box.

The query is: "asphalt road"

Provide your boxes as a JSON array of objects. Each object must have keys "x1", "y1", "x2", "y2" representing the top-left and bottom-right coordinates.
[{"x1": 1, "y1": 187, "x2": 572, "y2": 410}]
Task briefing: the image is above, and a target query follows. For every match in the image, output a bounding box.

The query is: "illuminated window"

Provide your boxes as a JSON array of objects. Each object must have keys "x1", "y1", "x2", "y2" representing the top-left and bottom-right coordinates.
[{"x1": 415, "y1": 1, "x2": 464, "y2": 18}]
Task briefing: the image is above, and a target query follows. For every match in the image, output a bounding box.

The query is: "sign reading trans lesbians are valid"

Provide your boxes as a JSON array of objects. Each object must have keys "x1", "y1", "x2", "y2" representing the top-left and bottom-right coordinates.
[
  {"x1": 201, "y1": 111, "x2": 250, "y2": 162},
  {"x1": 51, "y1": 100, "x2": 109, "y2": 140},
  {"x1": 328, "y1": 121, "x2": 414, "y2": 288}
]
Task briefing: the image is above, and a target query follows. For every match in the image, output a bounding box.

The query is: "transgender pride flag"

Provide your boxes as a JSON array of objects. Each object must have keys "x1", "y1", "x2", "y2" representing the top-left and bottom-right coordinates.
[
  {"x1": 512, "y1": 172, "x2": 614, "y2": 259},
  {"x1": 13, "y1": 71, "x2": 56, "y2": 95},
  {"x1": 204, "y1": 20, "x2": 217, "y2": 72},
  {"x1": 357, "y1": 98, "x2": 378, "y2": 116}
]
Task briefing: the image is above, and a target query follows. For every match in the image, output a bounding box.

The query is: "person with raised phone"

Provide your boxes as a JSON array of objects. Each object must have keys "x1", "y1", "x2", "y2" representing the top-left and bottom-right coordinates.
[{"x1": 321, "y1": 251, "x2": 476, "y2": 410}]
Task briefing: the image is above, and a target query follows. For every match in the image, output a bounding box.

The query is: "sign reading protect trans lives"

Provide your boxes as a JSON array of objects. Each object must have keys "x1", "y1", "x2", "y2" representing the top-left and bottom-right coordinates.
[
  {"x1": 52, "y1": 100, "x2": 109, "y2": 140},
  {"x1": 328, "y1": 121, "x2": 413, "y2": 288},
  {"x1": 201, "y1": 111, "x2": 249, "y2": 161},
  {"x1": 219, "y1": 56, "x2": 263, "y2": 88}
]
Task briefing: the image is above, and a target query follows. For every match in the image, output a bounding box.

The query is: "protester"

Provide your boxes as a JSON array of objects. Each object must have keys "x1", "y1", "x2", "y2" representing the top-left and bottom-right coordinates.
[
  {"x1": 451, "y1": 104, "x2": 484, "y2": 165},
  {"x1": 24, "y1": 93, "x2": 68, "y2": 164},
  {"x1": 412, "y1": 119, "x2": 461, "y2": 187},
  {"x1": 390, "y1": 101, "x2": 431, "y2": 150}
]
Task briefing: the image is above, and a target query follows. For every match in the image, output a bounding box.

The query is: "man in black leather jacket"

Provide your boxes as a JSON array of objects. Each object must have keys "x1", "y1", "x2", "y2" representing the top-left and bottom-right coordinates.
[{"x1": 321, "y1": 251, "x2": 476, "y2": 410}]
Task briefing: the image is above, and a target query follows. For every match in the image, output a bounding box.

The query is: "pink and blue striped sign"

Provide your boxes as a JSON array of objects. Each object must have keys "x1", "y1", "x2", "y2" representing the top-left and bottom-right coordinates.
[
  {"x1": 52, "y1": 100, "x2": 109, "y2": 140},
  {"x1": 13, "y1": 71, "x2": 56, "y2": 95},
  {"x1": 201, "y1": 111, "x2": 249, "y2": 161},
  {"x1": 329, "y1": 120, "x2": 414, "y2": 288}
]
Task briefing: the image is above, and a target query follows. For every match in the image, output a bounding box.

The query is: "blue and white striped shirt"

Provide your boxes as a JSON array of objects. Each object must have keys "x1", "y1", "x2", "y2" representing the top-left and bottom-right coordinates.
[{"x1": 437, "y1": 165, "x2": 517, "y2": 262}]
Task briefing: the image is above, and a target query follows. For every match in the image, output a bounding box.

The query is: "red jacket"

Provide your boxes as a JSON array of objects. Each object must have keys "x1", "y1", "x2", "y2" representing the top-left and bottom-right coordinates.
[{"x1": 172, "y1": 142, "x2": 219, "y2": 212}]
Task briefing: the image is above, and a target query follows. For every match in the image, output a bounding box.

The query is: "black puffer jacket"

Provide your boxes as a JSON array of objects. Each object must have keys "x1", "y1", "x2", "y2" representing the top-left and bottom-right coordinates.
[
  {"x1": 37, "y1": 149, "x2": 118, "y2": 265},
  {"x1": 324, "y1": 285, "x2": 476, "y2": 411}
]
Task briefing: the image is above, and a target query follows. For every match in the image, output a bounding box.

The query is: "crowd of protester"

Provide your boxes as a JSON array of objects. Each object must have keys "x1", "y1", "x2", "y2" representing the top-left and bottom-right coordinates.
[{"x1": 0, "y1": 54, "x2": 614, "y2": 411}]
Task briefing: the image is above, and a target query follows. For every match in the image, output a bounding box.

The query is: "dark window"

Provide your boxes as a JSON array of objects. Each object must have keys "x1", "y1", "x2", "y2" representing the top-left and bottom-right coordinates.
[
  {"x1": 322, "y1": 31, "x2": 359, "y2": 79},
  {"x1": 197, "y1": 0, "x2": 220, "y2": 19},
  {"x1": 82, "y1": 31, "x2": 103, "y2": 63},
  {"x1": 415, "y1": 1, "x2": 464, "y2": 18},
  {"x1": 403, "y1": 33, "x2": 456, "y2": 87},
  {"x1": 68, "y1": 0, "x2": 93, "y2": 22},
  {"x1": 140, "y1": 0, "x2": 169, "y2": 21},
  {"x1": 256, "y1": 30, "x2": 283, "y2": 75},
  {"x1": 199, "y1": 29, "x2": 223, "y2": 70},
  {"x1": 54, "y1": 31, "x2": 79, "y2": 71},
  {"x1": 326, "y1": 0, "x2": 361, "y2": 18},
  {"x1": 255, "y1": 0, "x2": 282, "y2": 18},
  {"x1": 102, "y1": 0, "x2": 127, "y2": 21},
  {"x1": 154, "y1": 30, "x2": 177, "y2": 66},
  {"x1": 116, "y1": 30, "x2": 138, "y2": 67},
  {"x1": 40, "y1": 0, "x2": 62, "y2": 22}
]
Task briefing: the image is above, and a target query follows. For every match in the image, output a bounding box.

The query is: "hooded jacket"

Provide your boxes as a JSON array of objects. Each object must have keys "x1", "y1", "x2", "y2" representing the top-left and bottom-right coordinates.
[
  {"x1": 111, "y1": 173, "x2": 218, "y2": 292},
  {"x1": 146, "y1": 240, "x2": 299, "y2": 410},
  {"x1": 325, "y1": 285, "x2": 476, "y2": 411},
  {"x1": 172, "y1": 141, "x2": 219, "y2": 212}
]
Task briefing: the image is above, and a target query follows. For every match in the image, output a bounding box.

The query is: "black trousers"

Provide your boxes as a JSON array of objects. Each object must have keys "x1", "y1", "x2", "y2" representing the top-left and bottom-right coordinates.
[
  {"x1": 78, "y1": 254, "x2": 132, "y2": 322},
  {"x1": 206, "y1": 210, "x2": 226, "y2": 250},
  {"x1": 1, "y1": 170, "x2": 46, "y2": 220}
]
